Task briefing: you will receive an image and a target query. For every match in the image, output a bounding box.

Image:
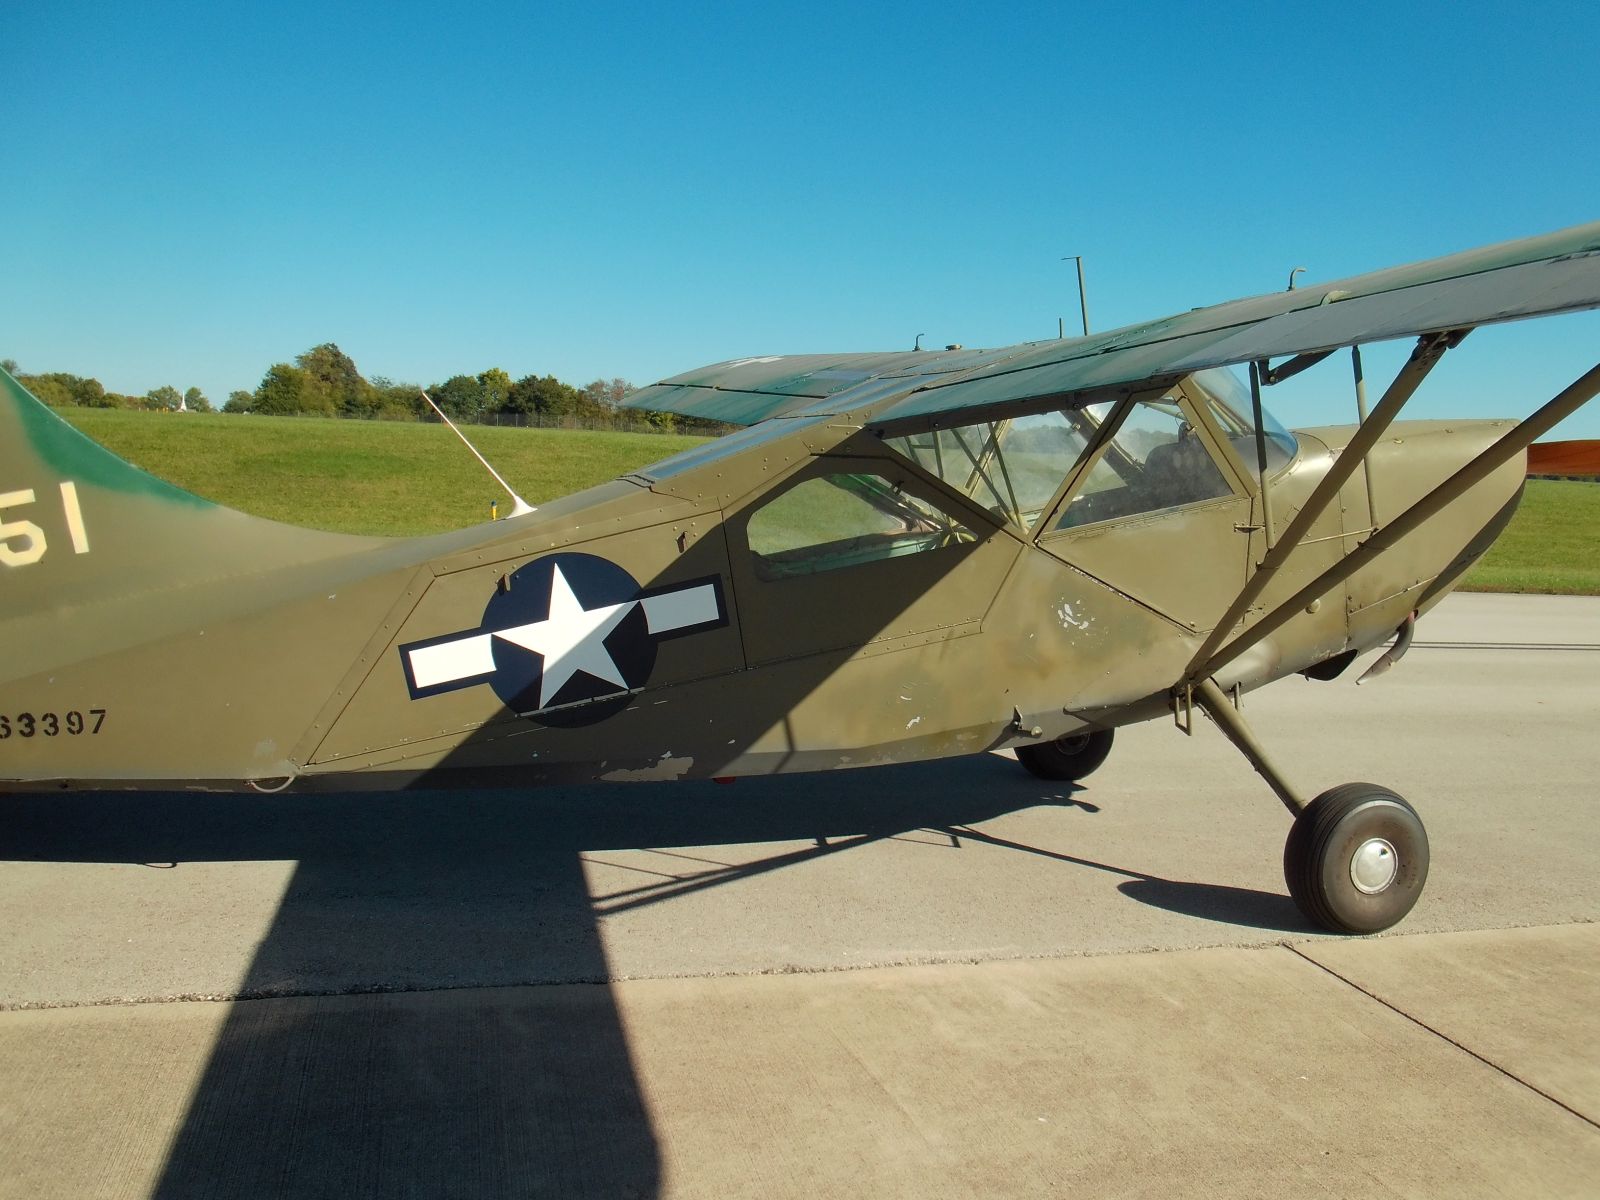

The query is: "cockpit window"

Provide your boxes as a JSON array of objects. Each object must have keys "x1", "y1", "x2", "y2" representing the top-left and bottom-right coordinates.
[
  {"x1": 884, "y1": 373, "x2": 1288, "y2": 537},
  {"x1": 885, "y1": 404, "x2": 1113, "y2": 529},
  {"x1": 1051, "y1": 397, "x2": 1233, "y2": 531},
  {"x1": 747, "y1": 471, "x2": 976, "y2": 581},
  {"x1": 1188, "y1": 367, "x2": 1299, "y2": 475}
]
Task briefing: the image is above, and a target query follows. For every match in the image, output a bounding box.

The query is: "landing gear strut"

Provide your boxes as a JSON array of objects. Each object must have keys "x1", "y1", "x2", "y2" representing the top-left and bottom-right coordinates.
[{"x1": 1189, "y1": 679, "x2": 1428, "y2": 934}]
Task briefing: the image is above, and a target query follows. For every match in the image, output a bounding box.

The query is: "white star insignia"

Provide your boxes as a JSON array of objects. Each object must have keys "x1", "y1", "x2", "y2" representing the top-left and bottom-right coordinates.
[
  {"x1": 401, "y1": 562, "x2": 724, "y2": 710},
  {"x1": 492, "y1": 565, "x2": 635, "y2": 709}
]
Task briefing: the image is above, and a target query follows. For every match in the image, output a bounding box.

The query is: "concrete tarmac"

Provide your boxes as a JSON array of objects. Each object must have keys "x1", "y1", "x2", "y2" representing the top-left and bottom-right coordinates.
[{"x1": 2, "y1": 592, "x2": 1598, "y2": 1197}]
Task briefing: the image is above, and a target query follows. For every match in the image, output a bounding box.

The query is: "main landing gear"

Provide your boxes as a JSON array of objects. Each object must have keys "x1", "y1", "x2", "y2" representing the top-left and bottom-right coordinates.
[
  {"x1": 1016, "y1": 728, "x2": 1115, "y2": 782},
  {"x1": 1190, "y1": 679, "x2": 1429, "y2": 934},
  {"x1": 1283, "y1": 783, "x2": 1429, "y2": 933}
]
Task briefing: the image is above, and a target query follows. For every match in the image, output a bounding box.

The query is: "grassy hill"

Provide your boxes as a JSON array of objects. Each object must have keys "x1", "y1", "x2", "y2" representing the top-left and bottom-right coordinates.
[
  {"x1": 56, "y1": 409, "x2": 709, "y2": 537},
  {"x1": 52, "y1": 408, "x2": 1600, "y2": 593},
  {"x1": 1460, "y1": 479, "x2": 1600, "y2": 594}
]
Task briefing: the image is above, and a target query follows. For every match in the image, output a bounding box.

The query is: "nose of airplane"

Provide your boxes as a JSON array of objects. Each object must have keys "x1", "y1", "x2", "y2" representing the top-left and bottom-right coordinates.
[{"x1": 1340, "y1": 418, "x2": 1525, "y2": 627}]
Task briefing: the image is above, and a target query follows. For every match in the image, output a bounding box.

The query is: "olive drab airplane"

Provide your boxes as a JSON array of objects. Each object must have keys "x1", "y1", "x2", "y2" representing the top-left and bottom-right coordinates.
[{"x1": 4, "y1": 223, "x2": 1600, "y2": 935}]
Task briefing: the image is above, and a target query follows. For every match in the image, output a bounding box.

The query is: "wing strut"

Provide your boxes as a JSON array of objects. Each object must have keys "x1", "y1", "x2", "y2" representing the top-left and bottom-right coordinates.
[
  {"x1": 1186, "y1": 355, "x2": 1600, "y2": 686},
  {"x1": 1247, "y1": 361, "x2": 1277, "y2": 543},
  {"x1": 1182, "y1": 329, "x2": 1465, "y2": 682}
]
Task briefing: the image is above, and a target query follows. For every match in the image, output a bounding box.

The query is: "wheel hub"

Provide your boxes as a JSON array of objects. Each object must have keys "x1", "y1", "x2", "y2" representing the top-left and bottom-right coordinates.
[{"x1": 1349, "y1": 837, "x2": 1398, "y2": 894}]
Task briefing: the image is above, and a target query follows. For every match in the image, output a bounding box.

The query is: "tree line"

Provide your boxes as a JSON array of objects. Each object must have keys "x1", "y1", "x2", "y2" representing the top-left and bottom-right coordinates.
[
  {"x1": 3, "y1": 358, "x2": 215, "y2": 412},
  {"x1": 4, "y1": 344, "x2": 701, "y2": 432}
]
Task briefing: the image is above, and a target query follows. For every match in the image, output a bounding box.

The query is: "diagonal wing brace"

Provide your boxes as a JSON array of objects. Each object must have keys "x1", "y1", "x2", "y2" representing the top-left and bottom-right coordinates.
[
  {"x1": 1183, "y1": 329, "x2": 1464, "y2": 682},
  {"x1": 1185, "y1": 352, "x2": 1600, "y2": 688}
]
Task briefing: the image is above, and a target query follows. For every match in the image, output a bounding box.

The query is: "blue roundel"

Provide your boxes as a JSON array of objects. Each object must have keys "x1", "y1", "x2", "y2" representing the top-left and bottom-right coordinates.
[{"x1": 481, "y1": 552, "x2": 655, "y2": 722}]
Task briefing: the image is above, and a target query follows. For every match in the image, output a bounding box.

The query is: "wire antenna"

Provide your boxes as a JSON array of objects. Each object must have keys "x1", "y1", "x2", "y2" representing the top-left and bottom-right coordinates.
[{"x1": 419, "y1": 390, "x2": 536, "y2": 518}]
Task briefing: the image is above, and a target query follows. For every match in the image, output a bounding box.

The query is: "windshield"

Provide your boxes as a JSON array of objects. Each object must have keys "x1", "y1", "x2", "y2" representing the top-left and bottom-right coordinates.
[{"x1": 1188, "y1": 367, "x2": 1298, "y2": 475}]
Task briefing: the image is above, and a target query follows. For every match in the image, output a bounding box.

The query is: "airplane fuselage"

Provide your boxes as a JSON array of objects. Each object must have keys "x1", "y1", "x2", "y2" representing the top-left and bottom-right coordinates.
[{"x1": 0, "y1": 368, "x2": 1522, "y2": 792}]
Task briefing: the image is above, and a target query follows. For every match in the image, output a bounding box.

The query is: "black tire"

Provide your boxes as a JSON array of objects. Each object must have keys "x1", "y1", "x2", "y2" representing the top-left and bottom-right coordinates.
[
  {"x1": 1284, "y1": 783, "x2": 1429, "y2": 934},
  {"x1": 1015, "y1": 728, "x2": 1115, "y2": 782}
]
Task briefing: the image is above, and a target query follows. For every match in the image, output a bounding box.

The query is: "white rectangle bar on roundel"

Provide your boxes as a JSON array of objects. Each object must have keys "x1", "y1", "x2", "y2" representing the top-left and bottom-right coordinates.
[
  {"x1": 640, "y1": 584, "x2": 720, "y2": 635},
  {"x1": 408, "y1": 634, "x2": 495, "y2": 689}
]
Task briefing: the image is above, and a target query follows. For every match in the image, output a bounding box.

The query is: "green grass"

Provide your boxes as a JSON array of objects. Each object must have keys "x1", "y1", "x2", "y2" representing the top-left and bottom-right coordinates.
[
  {"x1": 49, "y1": 410, "x2": 1600, "y2": 592},
  {"x1": 55, "y1": 409, "x2": 709, "y2": 537},
  {"x1": 1461, "y1": 479, "x2": 1600, "y2": 594}
]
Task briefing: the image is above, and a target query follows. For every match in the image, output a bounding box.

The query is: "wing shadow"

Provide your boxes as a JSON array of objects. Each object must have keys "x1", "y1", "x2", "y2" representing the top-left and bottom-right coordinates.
[
  {"x1": 1, "y1": 756, "x2": 1070, "y2": 1197},
  {"x1": 4, "y1": 755, "x2": 1307, "y2": 1196}
]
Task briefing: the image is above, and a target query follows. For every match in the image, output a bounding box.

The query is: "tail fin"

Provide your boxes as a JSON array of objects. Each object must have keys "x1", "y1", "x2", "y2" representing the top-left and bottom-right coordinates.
[
  {"x1": 1, "y1": 365, "x2": 215, "y2": 508},
  {"x1": 1, "y1": 367, "x2": 375, "y2": 618}
]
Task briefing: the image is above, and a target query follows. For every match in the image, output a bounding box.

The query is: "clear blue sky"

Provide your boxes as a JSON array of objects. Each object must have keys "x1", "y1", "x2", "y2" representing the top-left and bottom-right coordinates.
[{"x1": 5, "y1": 0, "x2": 1598, "y2": 433}]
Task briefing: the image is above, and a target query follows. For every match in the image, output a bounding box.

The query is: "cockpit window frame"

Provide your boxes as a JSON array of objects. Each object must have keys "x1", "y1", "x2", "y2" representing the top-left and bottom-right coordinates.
[
  {"x1": 870, "y1": 372, "x2": 1292, "y2": 544},
  {"x1": 1032, "y1": 381, "x2": 1255, "y2": 540},
  {"x1": 1183, "y1": 368, "x2": 1301, "y2": 492}
]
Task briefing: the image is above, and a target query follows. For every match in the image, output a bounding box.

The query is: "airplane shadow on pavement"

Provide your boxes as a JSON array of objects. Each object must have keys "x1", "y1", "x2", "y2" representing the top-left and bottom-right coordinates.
[
  {"x1": 6, "y1": 754, "x2": 1305, "y2": 1197},
  {"x1": 941, "y1": 822, "x2": 1311, "y2": 934}
]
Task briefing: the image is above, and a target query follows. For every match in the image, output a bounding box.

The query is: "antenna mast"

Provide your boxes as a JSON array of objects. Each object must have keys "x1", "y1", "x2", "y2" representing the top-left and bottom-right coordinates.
[
  {"x1": 1061, "y1": 255, "x2": 1091, "y2": 336},
  {"x1": 419, "y1": 390, "x2": 536, "y2": 518}
]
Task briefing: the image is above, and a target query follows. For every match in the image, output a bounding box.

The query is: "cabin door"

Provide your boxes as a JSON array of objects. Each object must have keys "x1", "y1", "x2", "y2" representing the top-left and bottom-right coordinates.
[{"x1": 724, "y1": 455, "x2": 1019, "y2": 667}]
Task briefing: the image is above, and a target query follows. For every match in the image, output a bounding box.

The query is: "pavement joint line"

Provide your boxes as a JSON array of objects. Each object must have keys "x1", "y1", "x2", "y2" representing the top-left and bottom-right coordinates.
[
  {"x1": 1281, "y1": 941, "x2": 1600, "y2": 1134},
  {"x1": 0, "y1": 937, "x2": 1309, "y2": 1013},
  {"x1": 1414, "y1": 641, "x2": 1600, "y2": 651}
]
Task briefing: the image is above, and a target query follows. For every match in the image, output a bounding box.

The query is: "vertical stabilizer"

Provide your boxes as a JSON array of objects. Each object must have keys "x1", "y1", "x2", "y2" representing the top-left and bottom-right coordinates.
[{"x1": 0, "y1": 368, "x2": 379, "y2": 618}]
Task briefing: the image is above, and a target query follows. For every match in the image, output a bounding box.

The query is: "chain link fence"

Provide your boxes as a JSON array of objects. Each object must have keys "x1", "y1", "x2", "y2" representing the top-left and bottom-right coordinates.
[{"x1": 451, "y1": 409, "x2": 738, "y2": 438}]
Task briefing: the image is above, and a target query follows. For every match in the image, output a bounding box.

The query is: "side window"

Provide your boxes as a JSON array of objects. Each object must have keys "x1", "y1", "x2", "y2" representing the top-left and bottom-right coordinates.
[
  {"x1": 886, "y1": 406, "x2": 1110, "y2": 529},
  {"x1": 1053, "y1": 399, "x2": 1233, "y2": 531},
  {"x1": 747, "y1": 472, "x2": 976, "y2": 581}
]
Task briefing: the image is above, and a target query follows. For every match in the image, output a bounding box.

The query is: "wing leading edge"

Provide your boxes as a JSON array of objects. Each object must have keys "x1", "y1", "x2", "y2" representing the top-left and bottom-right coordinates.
[
  {"x1": 621, "y1": 345, "x2": 1035, "y2": 425},
  {"x1": 623, "y1": 221, "x2": 1600, "y2": 427}
]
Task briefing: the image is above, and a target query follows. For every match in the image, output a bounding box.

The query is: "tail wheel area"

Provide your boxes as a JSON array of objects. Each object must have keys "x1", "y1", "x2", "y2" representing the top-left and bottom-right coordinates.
[
  {"x1": 1284, "y1": 783, "x2": 1430, "y2": 934},
  {"x1": 1016, "y1": 728, "x2": 1115, "y2": 782}
]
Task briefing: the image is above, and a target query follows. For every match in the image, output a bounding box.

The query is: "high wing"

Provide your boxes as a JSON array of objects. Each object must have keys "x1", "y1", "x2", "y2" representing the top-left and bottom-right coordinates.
[
  {"x1": 624, "y1": 221, "x2": 1600, "y2": 426},
  {"x1": 620, "y1": 348, "x2": 1021, "y2": 425}
]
